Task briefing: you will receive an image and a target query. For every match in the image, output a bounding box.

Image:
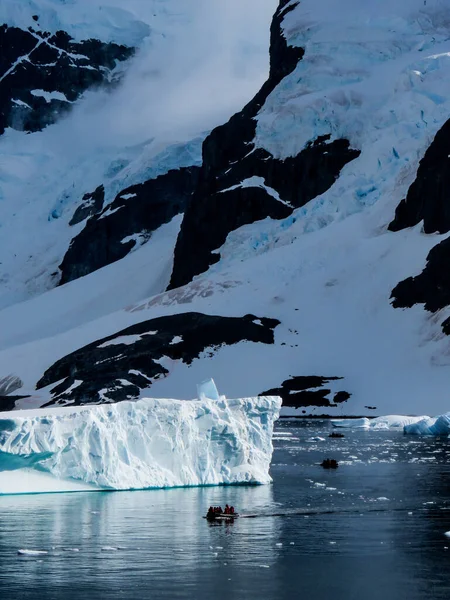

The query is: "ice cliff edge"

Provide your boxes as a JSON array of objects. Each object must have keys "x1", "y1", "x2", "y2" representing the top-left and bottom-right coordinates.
[{"x1": 0, "y1": 396, "x2": 282, "y2": 495}]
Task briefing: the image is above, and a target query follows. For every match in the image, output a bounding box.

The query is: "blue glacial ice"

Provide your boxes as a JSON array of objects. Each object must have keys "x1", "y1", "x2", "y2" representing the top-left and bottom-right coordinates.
[
  {"x1": 404, "y1": 414, "x2": 450, "y2": 436},
  {"x1": 0, "y1": 396, "x2": 281, "y2": 495},
  {"x1": 331, "y1": 415, "x2": 430, "y2": 430}
]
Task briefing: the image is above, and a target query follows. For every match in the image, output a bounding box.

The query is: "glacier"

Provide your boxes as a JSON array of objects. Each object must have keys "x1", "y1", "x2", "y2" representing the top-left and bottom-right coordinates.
[{"x1": 0, "y1": 396, "x2": 281, "y2": 495}]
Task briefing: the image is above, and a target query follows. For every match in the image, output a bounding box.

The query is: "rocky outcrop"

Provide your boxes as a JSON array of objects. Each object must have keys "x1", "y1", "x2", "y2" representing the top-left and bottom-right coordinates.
[
  {"x1": 391, "y1": 236, "x2": 450, "y2": 314},
  {"x1": 0, "y1": 375, "x2": 23, "y2": 396},
  {"x1": 389, "y1": 119, "x2": 450, "y2": 234},
  {"x1": 390, "y1": 118, "x2": 450, "y2": 326},
  {"x1": 36, "y1": 312, "x2": 280, "y2": 405},
  {"x1": 260, "y1": 375, "x2": 351, "y2": 409},
  {"x1": 0, "y1": 24, "x2": 133, "y2": 135},
  {"x1": 59, "y1": 166, "x2": 200, "y2": 285},
  {"x1": 69, "y1": 185, "x2": 105, "y2": 226},
  {"x1": 169, "y1": 1, "x2": 360, "y2": 289},
  {"x1": 0, "y1": 375, "x2": 26, "y2": 412}
]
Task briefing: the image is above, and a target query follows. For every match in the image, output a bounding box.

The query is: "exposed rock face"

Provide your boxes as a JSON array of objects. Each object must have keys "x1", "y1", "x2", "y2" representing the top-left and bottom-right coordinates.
[
  {"x1": 36, "y1": 312, "x2": 280, "y2": 405},
  {"x1": 59, "y1": 166, "x2": 200, "y2": 285},
  {"x1": 0, "y1": 375, "x2": 23, "y2": 396},
  {"x1": 0, "y1": 396, "x2": 24, "y2": 412},
  {"x1": 69, "y1": 185, "x2": 105, "y2": 226},
  {"x1": 390, "y1": 118, "x2": 450, "y2": 327},
  {"x1": 0, "y1": 25, "x2": 134, "y2": 135},
  {"x1": 169, "y1": 1, "x2": 360, "y2": 289},
  {"x1": 391, "y1": 236, "x2": 450, "y2": 314},
  {"x1": 389, "y1": 119, "x2": 450, "y2": 234},
  {"x1": 261, "y1": 376, "x2": 351, "y2": 409},
  {"x1": 0, "y1": 376, "x2": 25, "y2": 412}
]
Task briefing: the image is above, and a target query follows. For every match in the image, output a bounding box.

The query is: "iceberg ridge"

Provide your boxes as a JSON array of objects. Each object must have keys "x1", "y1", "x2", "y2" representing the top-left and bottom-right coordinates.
[
  {"x1": 404, "y1": 413, "x2": 450, "y2": 436},
  {"x1": 0, "y1": 396, "x2": 281, "y2": 495}
]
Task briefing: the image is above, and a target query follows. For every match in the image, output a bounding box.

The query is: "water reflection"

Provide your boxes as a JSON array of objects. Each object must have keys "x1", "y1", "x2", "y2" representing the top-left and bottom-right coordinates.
[{"x1": 1, "y1": 424, "x2": 450, "y2": 599}]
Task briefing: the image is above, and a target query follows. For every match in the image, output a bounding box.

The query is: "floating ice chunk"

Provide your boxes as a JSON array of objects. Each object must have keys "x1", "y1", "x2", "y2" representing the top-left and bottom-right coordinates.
[
  {"x1": 276, "y1": 543, "x2": 283, "y2": 547},
  {"x1": 331, "y1": 418, "x2": 370, "y2": 429},
  {"x1": 101, "y1": 546, "x2": 119, "y2": 552},
  {"x1": 306, "y1": 436, "x2": 325, "y2": 442},
  {"x1": 445, "y1": 532, "x2": 450, "y2": 538},
  {"x1": 259, "y1": 565, "x2": 270, "y2": 568},
  {"x1": 18, "y1": 549, "x2": 48, "y2": 556},
  {"x1": 197, "y1": 378, "x2": 220, "y2": 401}
]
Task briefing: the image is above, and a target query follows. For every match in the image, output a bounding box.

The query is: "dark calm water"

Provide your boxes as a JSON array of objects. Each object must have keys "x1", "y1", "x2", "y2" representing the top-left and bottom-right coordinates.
[{"x1": 2, "y1": 420, "x2": 450, "y2": 600}]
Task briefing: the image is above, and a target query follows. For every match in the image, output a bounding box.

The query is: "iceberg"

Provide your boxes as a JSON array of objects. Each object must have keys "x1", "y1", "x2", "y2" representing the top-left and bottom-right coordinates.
[
  {"x1": 404, "y1": 413, "x2": 450, "y2": 436},
  {"x1": 331, "y1": 418, "x2": 371, "y2": 429},
  {"x1": 331, "y1": 415, "x2": 429, "y2": 430},
  {"x1": 0, "y1": 396, "x2": 281, "y2": 495},
  {"x1": 370, "y1": 415, "x2": 430, "y2": 430}
]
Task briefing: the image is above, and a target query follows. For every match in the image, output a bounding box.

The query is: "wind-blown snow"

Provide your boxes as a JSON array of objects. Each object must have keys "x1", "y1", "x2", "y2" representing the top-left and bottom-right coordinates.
[
  {"x1": 0, "y1": 396, "x2": 281, "y2": 495},
  {"x1": 0, "y1": 0, "x2": 276, "y2": 310}
]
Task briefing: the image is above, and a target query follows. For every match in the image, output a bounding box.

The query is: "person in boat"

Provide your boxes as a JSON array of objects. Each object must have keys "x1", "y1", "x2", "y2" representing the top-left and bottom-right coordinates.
[
  {"x1": 224, "y1": 504, "x2": 230, "y2": 514},
  {"x1": 207, "y1": 506, "x2": 215, "y2": 518},
  {"x1": 230, "y1": 506, "x2": 235, "y2": 515}
]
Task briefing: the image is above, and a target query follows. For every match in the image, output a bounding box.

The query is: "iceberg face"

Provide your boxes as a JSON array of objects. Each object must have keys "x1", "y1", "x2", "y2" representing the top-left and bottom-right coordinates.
[
  {"x1": 197, "y1": 378, "x2": 220, "y2": 401},
  {"x1": 0, "y1": 396, "x2": 281, "y2": 495},
  {"x1": 331, "y1": 415, "x2": 430, "y2": 430},
  {"x1": 404, "y1": 413, "x2": 450, "y2": 436},
  {"x1": 331, "y1": 418, "x2": 371, "y2": 429},
  {"x1": 371, "y1": 415, "x2": 430, "y2": 430}
]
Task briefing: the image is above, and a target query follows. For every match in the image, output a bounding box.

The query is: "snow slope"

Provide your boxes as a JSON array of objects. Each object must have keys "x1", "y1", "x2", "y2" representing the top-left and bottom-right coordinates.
[
  {"x1": 0, "y1": 0, "x2": 277, "y2": 308},
  {"x1": 0, "y1": 396, "x2": 281, "y2": 494},
  {"x1": 2, "y1": 0, "x2": 450, "y2": 417}
]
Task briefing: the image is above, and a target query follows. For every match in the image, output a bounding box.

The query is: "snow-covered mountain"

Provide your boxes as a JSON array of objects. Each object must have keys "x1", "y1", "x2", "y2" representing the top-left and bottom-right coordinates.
[{"x1": 1, "y1": 0, "x2": 450, "y2": 417}]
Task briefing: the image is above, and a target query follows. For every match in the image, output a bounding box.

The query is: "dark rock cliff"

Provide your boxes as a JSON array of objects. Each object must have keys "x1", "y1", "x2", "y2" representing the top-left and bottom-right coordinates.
[
  {"x1": 168, "y1": 1, "x2": 360, "y2": 289},
  {"x1": 390, "y1": 118, "x2": 450, "y2": 329},
  {"x1": 389, "y1": 119, "x2": 450, "y2": 234},
  {"x1": 59, "y1": 166, "x2": 200, "y2": 285},
  {"x1": 261, "y1": 375, "x2": 351, "y2": 410},
  {"x1": 0, "y1": 24, "x2": 133, "y2": 135},
  {"x1": 36, "y1": 312, "x2": 279, "y2": 405}
]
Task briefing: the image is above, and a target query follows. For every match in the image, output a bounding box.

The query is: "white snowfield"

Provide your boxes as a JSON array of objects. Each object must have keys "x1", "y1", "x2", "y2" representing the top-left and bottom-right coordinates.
[
  {"x1": 0, "y1": 396, "x2": 281, "y2": 495},
  {"x1": 2, "y1": 0, "x2": 450, "y2": 417}
]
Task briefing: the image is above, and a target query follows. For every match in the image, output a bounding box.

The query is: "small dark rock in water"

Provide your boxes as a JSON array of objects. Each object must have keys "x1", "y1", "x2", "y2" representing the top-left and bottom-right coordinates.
[
  {"x1": 321, "y1": 459, "x2": 339, "y2": 469},
  {"x1": 329, "y1": 432, "x2": 345, "y2": 438}
]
